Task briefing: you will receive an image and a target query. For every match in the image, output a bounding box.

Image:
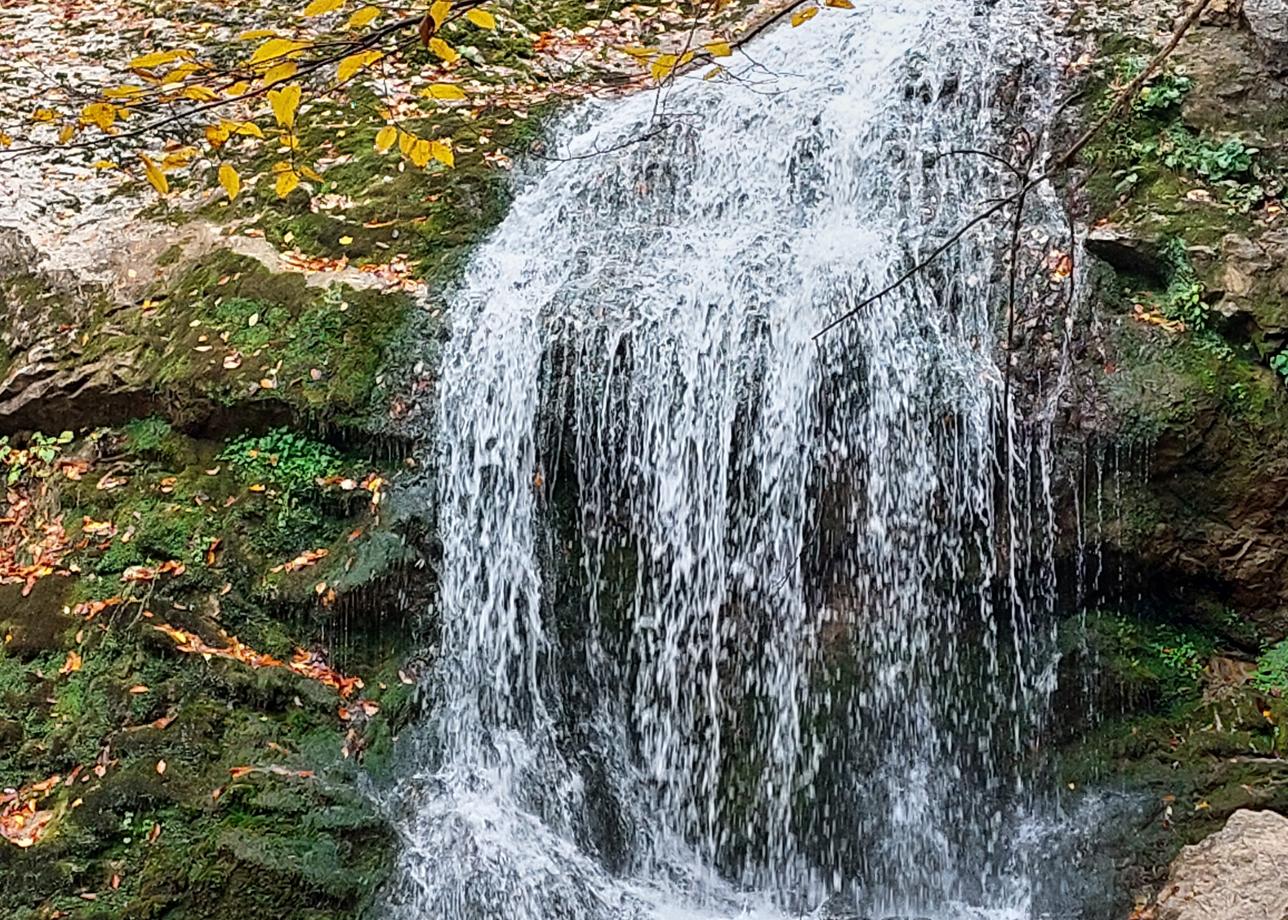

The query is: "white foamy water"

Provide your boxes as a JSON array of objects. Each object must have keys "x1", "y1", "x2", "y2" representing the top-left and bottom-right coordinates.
[{"x1": 382, "y1": 2, "x2": 1077, "y2": 917}]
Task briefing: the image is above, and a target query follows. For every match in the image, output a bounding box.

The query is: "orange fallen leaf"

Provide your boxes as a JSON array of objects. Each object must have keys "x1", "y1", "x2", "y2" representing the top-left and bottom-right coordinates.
[{"x1": 60, "y1": 650, "x2": 83, "y2": 675}]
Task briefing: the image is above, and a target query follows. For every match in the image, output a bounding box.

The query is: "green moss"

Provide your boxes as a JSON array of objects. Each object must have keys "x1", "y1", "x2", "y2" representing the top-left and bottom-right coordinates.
[
  {"x1": 1252, "y1": 640, "x2": 1288, "y2": 692},
  {"x1": 1083, "y1": 611, "x2": 1214, "y2": 706},
  {"x1": 133, "y1": 250, "x2": 414, "y2": 428}
]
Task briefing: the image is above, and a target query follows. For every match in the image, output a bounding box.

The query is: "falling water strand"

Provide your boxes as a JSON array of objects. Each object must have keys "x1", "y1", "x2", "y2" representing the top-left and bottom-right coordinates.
[{"x1": 385, "y1": 2, "x2": 1072, "y2": 918}]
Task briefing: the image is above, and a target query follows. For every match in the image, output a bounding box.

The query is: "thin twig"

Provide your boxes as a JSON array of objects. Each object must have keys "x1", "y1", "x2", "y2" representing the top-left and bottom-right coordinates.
[{"x1": 813, "y1": 0, "x2": 1214, "y2": 340}]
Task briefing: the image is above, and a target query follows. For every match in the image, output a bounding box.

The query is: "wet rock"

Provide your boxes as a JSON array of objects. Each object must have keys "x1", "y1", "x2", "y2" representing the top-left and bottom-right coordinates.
[
  {"x1": 0, "y1": 227, "x2": 157, "y2": 432},
  {"x1": 1214, "y1": 231, "x2": 1288, "y2": 347},
  {"x1": 1085, "y1": 226, "x2": 1167, "y2": 282},
  {"x1": 1172, "y1": 15, "x2": 1288, "y2": 151},
  {"x1": 1245, "y1": 0, "x2": 1288, "y2": 70},
  {"x1": 1156, "y1": 809, "x2": 1288, "y2": 919}
]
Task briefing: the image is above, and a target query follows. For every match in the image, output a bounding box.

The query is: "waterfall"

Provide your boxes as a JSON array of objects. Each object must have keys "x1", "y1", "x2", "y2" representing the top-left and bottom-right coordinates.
[{"x1": 385, "y1": 1, "x2": 1072, "y2": 917}]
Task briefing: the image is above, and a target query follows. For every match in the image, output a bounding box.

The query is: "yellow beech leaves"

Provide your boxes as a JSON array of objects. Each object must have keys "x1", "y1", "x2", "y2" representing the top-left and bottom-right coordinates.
[
  {"x1": 429, "y1": 38, "x2": 460, "y2": 64},
  {"x1": 337, "y1": 49, "x2": 383, "y2": 82},
  {"x1": 347, "y1": 5, "x2": 380, "y2": 28},
  {"x1": 791, "y1": 6, "x2": 819, "y2": 27},
  {"x1": 17, "y1": 0, "x2": 704, "y2": 202},
  {"x1": 139, "y1": 154, "x2": 168, "y2": 195},
  {"x1": 218, "y1": 164, "x2": 241, "y2": 200},
  {"x1": 424, "y1": 83, "x2": 468, "y2": 101},
  {"x1": 80, "y1": 102, "x2": 118, "y2": 131},
  {"x1": 274, "y1": 168, "x2": 301, "y2": 198},
  {"x1": 429, "y1": 0, "x2": 452, "y2": 27},
  {"x1": 249, "y1": 37, "x2": 307, "y2": 66},
  {"x1": 373, "y1": 124, "x2": 397, "y2": 152},
  {"x1": 303, "y1": 0, "x2": 344, "y2": 15},
  {"x1": 267, "y1": 83, "x2": 302, "y2": 128}
]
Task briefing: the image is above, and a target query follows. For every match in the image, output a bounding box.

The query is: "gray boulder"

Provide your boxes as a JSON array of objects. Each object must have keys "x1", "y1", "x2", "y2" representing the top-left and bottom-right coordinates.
[
  {"x1": 1156, "y1": 809, "x2": 1288, "y2": 920},
  {"x1": 1245, "y1": 0, "x2": 1288, "y2": 68}
]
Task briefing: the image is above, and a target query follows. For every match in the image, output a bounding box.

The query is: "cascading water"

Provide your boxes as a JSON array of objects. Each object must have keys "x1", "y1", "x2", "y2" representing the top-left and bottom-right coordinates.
[{"x1": 384, "y1": 1, "x2": 1075, "y2": 917}]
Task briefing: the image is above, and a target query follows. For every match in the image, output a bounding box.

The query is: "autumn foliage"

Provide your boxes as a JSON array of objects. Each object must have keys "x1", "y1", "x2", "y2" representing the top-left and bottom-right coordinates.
[{"x1": 0, "y1": 0, "x2": 855, "y2": 202}]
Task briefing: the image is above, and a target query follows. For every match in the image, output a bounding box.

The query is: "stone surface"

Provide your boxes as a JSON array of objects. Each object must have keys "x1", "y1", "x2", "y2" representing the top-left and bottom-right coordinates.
[
  {"x1": 1086, "y1": 225, "x2": 1167, "y2": 281},
  {"x1": 1245, "y1": 0, "x2": 1288, "y2": 69},
  {"x1": 1156, "y1": 809, "x2": 1288, "y2": 920}
]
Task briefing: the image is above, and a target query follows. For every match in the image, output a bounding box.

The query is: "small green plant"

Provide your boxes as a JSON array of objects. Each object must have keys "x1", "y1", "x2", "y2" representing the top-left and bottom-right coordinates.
[
  {"x1": 1160, "y1": 127, "x2": 1258, "y2": 182},
  {"x1": 1154, "y1": 630, "x2": 1206, "y2": 684},
  {"x1": 1134, "y1": 70, "x2": 1193, "y2": 115},
  {"x1": 0, "y1": 431, "x2": 73, "y2": 485},
  {"x1": 219, "y1": 428, "x2": 342, "y2": 497},
  {"x1": 1105, "y1": 613, "x2": 1213, "y2": 701},
  {"x1": 1271, "y1": 351, "x2": 1288, "y2": 383},
  {"x1": 1253, "y1": 640, "x2": 1288, "y2": 692},
  {"x1": 1155, "y1": 237, "x2": 1209, "y2": 331},
  {"x1": 1111, "y1": 57, "x2": 1193, "y2": 116}
]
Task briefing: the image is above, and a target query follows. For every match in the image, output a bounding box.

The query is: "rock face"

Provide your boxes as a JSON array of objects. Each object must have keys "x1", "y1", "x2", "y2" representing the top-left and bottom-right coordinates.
[
  {"x1": 1156, "y1": 809, "x2": 1288, "y2": 920},
  {"x1": 1245, "y1": 0, "x2": 1288, "y2": 69}
]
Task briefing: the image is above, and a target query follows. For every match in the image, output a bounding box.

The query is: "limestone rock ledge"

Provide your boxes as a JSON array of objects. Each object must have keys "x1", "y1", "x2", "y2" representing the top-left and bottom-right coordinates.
[{"x1": 1156, "y1": 809, "x2": 1288, "y2": 920}]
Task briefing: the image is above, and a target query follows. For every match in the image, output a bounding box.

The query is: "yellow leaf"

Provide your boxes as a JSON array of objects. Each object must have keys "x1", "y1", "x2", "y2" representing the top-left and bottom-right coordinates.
[
  {"x1": 205, "y1": 123, "x2": 231, "y2": 148},
  {"x1": 268, "y1": 83, "x2": 302, "y2": 128},
  {"x1": 183, "y1": 86, "x2": 219, "y2": 101},
  {"x1": 237, "y1": 29, "x2": 280, "y2": 41},
  {"x1": 429, "y1": 0, "x2": 451, "y2": 26},
  {"x1": 262, "y1": 61, "x2": 298, "y2": 86},
  {"x1": 398, "y1": 130, "x2": 415, "y2": 156},
  {"x1": 279, "y1": 132, "x2": 300, "y2": 150},
  {"x1": 430, "y1": 139, "x2": 454, "y2": 167},
  {"x1": 408, "y1": 137, "x2": 432, "y2": 168},
  {"x1": 824, "y1": 0, "x2": 855, "y2": 7},
  {"x1": 0, "y1": 133, "x2": 11, "y2": 148},
  {"x1": 140, "y1": 154, "x2": 169, "y2": 195},
  {"x1": 429, "y1": 38, "x2": 459, "y2": 64},
  {"x1": 337, "y1": 49, "x2": 382, "y2": 82},
  {"x1": 32, "y1": 108, "x2": 57, "y2": 123},
  {"x1": 250, "y1": 38, "x2": 307, "y2": 66},
  {"x1": 235, "y1": 121, "x2": 265, "y2": 139},
  {"x1": 225, "y1": 81, "x2": 252, "y2": 97},
  {"x1": 339, "y1": 235, "x2": 353, "y2": 245},
  {"x1": 620, "y1": 46, "x2": 656, "y2": 59},
  {"x1": 81, "y1": 102, "x2": 117, "y2": 131},
  {"x1": 347, "y1": 5, "x2": 380, "y2": 27},
  {"x1": 58, "y1": 123, "x2": 76, "y2": 143},
  {"x1": 275, "y1": 170, "x2": 301, "y2": 198},
  {"x1": 650, "y1": 54, "x2": 676, "y2": 81},
  {"x1": 703, "y1": 65, "x2": 724, "y2": 80},
  {"x1": 465, "y1": 8, "x2": 496, "y2": 29},
  {"x1": 424, "y1": 83, "x2": 467, "y2": 100},
  {"x1": 303, "y1": 0, "x2": 344, "y2": 15},
  {"x1": 129, "y1": 49, "x2": 187, "y2": 70},
  {"x1": 298, "y1": 164, "x2": 324, "y2": 182},
  {"x1": 374, "y1": 125, "x2": 397, "y2": 152},
  {"x1": 703, "y1": 40, "x2": 732, "y2": 57},
  {"x1": 219, "y1": 164, "x2": 241, "y2": 200},
  {"x1": 791, "y1": 5, "x2": 818, "y2": 26},
  {"x1": 160, "y1": 63, "x2": 201, "y2": 84},
  {"x1": 678, "y1": 51, "x2": 695, "y2": 66},
  {"x1": 92, "y1": 159, "x2": 118, "y2": 169},
  {"x1": 103, "y1": 85, "x2": 146, "y2": 100},
  {"x1": 161, "y1": 146, "x2": 199, "y2": 169}
]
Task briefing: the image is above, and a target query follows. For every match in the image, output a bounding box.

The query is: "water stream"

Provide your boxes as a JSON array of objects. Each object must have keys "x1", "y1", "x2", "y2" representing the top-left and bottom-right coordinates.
[{"x1": 384, "y1": 2, "x2": 1079, "y2": 916}]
